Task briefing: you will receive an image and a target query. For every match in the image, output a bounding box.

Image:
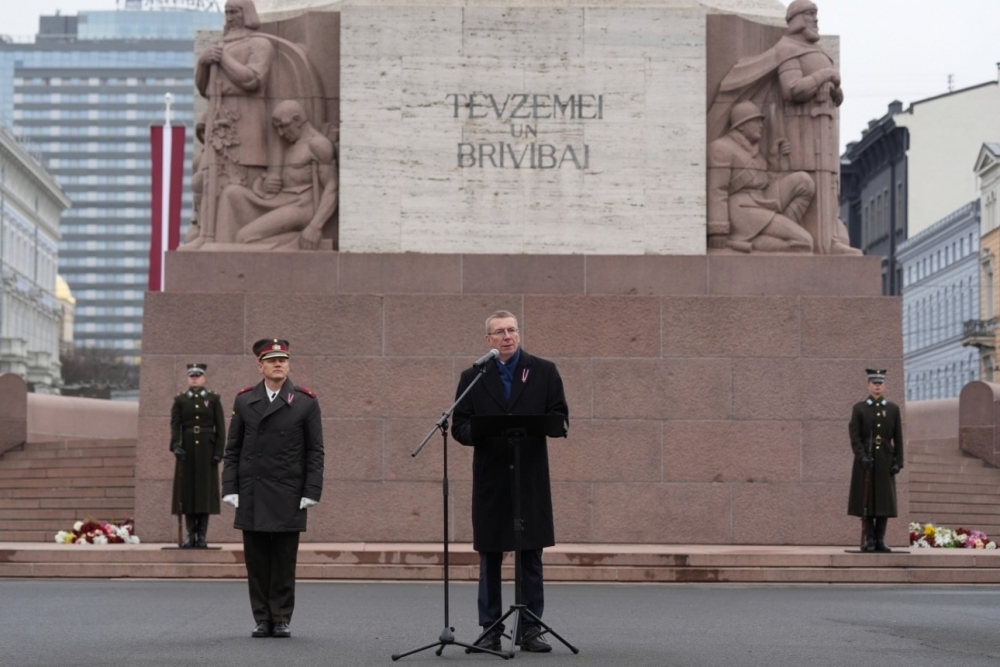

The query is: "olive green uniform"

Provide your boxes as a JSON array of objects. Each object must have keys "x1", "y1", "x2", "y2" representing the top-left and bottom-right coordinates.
[
  {"x1": 170, "y1": 387, "x2": 226, "y2": 545},
  {"x1": 848, "y1": 395, "x2": 904, "y2": 548}
]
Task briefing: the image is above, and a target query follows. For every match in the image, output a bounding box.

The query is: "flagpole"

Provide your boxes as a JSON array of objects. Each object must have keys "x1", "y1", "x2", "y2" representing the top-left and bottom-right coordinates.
[{"x1": 161, "y1": 93, "x2": 174, "y2": 291}]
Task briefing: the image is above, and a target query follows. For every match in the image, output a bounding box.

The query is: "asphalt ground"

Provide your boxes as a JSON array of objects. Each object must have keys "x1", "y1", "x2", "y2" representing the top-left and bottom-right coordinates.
[{"x1": 2, "y1": 580, "x2": 999, "y2": 667}]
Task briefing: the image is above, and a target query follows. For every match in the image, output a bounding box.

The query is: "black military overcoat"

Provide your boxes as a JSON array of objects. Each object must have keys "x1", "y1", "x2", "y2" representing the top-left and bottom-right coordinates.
[
  {"x1": 452, "y1": 350, "x2": 569, "y2": 552},
  {"x1": 170, "y1": 388, "x2": 225, "y2": 515},
  {"x1": 222, "y1": 378, "x2": 324, "y2": 532},
  {"x1": 847, "y1": 396, "x2": 904, "y2": 517}
]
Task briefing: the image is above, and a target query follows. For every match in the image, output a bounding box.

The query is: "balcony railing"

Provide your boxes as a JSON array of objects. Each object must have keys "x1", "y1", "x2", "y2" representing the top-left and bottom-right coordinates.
[{"x1": 962, "y1": 318, "x2": 998, "y2": 348}]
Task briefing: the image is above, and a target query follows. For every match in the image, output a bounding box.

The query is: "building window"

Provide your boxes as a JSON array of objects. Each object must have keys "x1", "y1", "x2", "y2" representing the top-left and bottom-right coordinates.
[{"x1": 984, "y1": 254, "x2": 995, "y2": 319}]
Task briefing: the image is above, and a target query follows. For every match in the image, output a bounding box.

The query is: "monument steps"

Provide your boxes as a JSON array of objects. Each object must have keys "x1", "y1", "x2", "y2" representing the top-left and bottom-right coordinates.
[
  {"x1": 907, "y1": 436, "x2": 1000, "y2": 535},
  {"x1": 909, "y1": 481, "x2": 1000, "y2": 496},
  {"x1": 0, "y1": 544, "x2": 998, "y2": 584},
  {"x1": 0, "y1": 466, "x2": 135, "y2": 480},
  {"x1": 1, "y1": 445, "x2": 136, "y2": 461},
  {"x1": 0, "y1": 439, "x2": 137, "y2": 542},
  {"x1": 28, "y1": 438, "x2": 137, "y2": 451}
]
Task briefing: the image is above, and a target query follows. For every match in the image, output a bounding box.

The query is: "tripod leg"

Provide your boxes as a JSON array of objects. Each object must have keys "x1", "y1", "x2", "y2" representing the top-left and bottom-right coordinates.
[
  {"x1": 509, "y1": 608, "x2": 520, "y2": 655},
  {"x1": 391, "y1": 641, "x2": 446, "y2": 661},
  {"x1": 519, "y1": 608, "x2": 580, "y2": 654}
]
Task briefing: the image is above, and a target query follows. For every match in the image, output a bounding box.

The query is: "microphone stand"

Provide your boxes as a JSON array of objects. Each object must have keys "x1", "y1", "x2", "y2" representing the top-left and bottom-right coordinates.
[{"x1": 391, "y1": 362, "x2": 508, "y2": 661}]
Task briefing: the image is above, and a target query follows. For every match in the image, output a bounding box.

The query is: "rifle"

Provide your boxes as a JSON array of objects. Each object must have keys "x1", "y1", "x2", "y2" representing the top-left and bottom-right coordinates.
[
  {"x1": 173, "y1": 442, "x2": 184, "y2": 548},
  {"x1": 860, "y1": 432, "x2": 873, "y2": 549}
]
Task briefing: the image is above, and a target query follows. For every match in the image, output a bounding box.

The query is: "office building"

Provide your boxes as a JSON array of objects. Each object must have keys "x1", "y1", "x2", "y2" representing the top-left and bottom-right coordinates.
[{"x1": 0, "y1": 6, "x2": 220, "y2": 363}]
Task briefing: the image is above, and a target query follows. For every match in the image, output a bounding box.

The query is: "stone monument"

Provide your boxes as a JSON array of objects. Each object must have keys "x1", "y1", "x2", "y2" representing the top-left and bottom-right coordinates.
[
  {"x1": 183, "y1": 0, "x2": 339, "y2": 251},
  {"x1": 135, "y1": 0, "x2": 904, "y2": 548},
  {"x1": 706, "y1": 0, "x2": 860, "y2": 254}
]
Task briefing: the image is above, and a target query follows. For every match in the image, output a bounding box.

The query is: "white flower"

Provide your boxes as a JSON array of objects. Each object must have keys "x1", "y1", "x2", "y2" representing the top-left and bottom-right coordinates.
[
  {"x1": 75, "y1": 538, "x2": 88, "y2": 545},
  {"x1": 54, "y1": 531, "x2": 68, "y2": 544},
  {"x1": 987, "y1": 542, "x2": 997, "y2": 550},
  {"x1": 92, "y1": 535, "x2": 108, "y2": 545},
  {"x1": 128, "y1": 535, "x2": 141, "y2": 545},
  {"x1": 956, "y1": 533, "x2": 968, "y2": 544},
  {"x1": 73, "y1": 521, "x2": 83, "y2": 532},
  {"x1": 908, "y1": 522, "x2": 922, "y2": 532}
]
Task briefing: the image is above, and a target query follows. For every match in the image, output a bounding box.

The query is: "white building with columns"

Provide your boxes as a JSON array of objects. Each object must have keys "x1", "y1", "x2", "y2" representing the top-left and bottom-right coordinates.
[{"x1": 0, "y1": 124, "x2": 71, "y2": 392}]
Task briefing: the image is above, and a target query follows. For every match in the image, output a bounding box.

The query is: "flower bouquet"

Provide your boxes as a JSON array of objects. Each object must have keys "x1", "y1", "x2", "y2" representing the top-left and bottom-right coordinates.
[
  {"x1": 54, "y1": 519, "x2": 140, "y2": 545},
  {"x1": 909, "y1": 522, "x2": 997, "y2": 549}
]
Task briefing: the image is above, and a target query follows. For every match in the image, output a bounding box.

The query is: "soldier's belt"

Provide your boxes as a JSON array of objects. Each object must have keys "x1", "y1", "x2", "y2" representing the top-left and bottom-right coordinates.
[{"x1": 184, "y1": 425, "x2": 216, "y2": 434}]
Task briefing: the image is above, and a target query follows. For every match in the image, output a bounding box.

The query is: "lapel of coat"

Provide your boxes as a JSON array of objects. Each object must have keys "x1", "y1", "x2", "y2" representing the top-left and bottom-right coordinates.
[
  {"x1": 248, "y1": 381, "x2": 268, "y2": 418},
  {"x1": 261, "y1": 378, "x2": 293, "y2": 421},
  {"x1": 482, "y1": 361, "x2": 509, "y2": 410},
  {"x1": 507, "y1": 351, "x2": 533, "y2": 410}
]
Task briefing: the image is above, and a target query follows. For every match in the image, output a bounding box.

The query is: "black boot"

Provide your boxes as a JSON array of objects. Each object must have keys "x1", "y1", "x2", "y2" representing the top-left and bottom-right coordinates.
[
  {"x1": 196, "y1": 514, "x2": 208, "y2": 548},
  {"x1": 862, "y1": 517, "x2": 876, "y2": 552},
  {"x1": 874, "y1": 517, "x2": 891, "y2": 553},
  {"x1": 182, "y1": 515, "x2": 197, "y2": 549}
]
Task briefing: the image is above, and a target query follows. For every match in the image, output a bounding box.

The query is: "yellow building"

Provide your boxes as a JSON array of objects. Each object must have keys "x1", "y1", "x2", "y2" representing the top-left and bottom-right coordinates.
[
  {"x1": 55, "y1": 275, "x2": 76, "y2": 357},
  {"x1": 971, "y1": 143, "x2": 1000, "y2": 379}
]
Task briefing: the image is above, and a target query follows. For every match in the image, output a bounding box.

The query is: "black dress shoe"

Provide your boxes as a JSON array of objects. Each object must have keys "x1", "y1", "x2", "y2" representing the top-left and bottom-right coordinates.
[
  {"x1": 272, "y1": 622, "x2": 291, "y2": 638},
  {"x1": 863, "y1": 537, "x2": 876, "y2": 552},
  {"x1": 519, "y1": 628, "x2": 552, "y2": 653},
  {"x1": 251, "y1": 621, "x2": 272, "y2": 638},
  {"x1": 465, "y1": 628, "x2": 501, "y2": 653},
  {"x1": 874, "y1": 541, "x2": 892, "y2": 553},
  {"x1": 196, "y1": 534, "x2": 207, "y2": 549}
]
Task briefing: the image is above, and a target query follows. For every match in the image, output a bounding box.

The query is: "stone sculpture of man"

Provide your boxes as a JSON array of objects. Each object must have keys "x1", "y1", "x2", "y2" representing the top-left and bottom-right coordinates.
[
  {"x1": 192, "y1": 0, "x2": 276, "y2": 247},
  {"x1": 707, "y1": 0, "x2": 860, "y2": 255},
  {"x1": 185, "y1": 113, "x2": 208, "y2": 246},
  {"x1": 707, "y1": 101, "x2": 814, "y2": 253},
  {"x1": 774, "y1": 0, "x2": 855, "y2": 254},
  {"x1": 215, "y1": 100, "x2": 338, "y2": 249}
]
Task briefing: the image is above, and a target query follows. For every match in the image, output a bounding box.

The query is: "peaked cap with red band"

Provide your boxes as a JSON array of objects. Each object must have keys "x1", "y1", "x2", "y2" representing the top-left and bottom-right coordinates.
[{"x1": 253, "y1": 338, "x2": 290, "y2": 361}]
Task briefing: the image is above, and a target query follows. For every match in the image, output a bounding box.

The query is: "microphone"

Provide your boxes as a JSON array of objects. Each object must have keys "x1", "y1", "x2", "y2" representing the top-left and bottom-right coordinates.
[{"x1": 472, "y1": 349, "x2": 500, "y2": 369}]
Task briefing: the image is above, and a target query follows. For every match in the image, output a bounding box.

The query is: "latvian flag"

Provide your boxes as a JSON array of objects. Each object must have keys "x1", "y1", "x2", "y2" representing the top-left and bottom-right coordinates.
[{"x1": 148, "y1": 124, "x2": 185, "y2": 292}]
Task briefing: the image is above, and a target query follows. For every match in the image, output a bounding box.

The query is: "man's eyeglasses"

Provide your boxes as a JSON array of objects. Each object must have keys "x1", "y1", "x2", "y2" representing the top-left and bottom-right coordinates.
[{"x1": 489, "y1": 327, "x2": 519, "y2": 337}]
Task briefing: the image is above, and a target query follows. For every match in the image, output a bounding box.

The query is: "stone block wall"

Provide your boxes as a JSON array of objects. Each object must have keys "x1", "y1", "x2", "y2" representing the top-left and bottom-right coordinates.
[
  {"x1": 339, "y1": 5, "x2": 707, "y2": 254},
  {"x1": 135, "y1": 252, "x2": 906, "y2": 545}
]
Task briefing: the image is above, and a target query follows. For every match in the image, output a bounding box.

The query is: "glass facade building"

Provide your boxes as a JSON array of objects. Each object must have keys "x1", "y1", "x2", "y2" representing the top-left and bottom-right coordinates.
[{"x1": 0, "y1": 8, "x2": 220, "y2": 363}]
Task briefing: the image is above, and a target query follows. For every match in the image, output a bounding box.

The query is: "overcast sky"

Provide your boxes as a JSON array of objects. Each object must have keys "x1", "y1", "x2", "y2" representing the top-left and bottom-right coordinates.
[{"x1": 3, "y1": 0, "x2": 999, "y2": 150}]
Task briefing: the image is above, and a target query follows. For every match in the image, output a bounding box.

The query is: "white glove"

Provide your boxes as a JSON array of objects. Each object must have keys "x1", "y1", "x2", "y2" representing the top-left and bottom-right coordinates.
[
  {"x1": 222, "y1": 494, "x2": 239, "y2": 508},
  {"x1": 299, "y1": 497, "x2": 318, "y2": 510}
]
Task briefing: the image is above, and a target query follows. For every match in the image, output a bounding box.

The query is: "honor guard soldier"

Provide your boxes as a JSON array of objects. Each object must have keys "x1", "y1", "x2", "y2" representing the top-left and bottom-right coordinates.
[
  {"x1": 222, "y1": 338, "x2": 324, "y2": 639},
  {"x1": 170, "y1": 363, "x2": 226, "y2": 548},
  {"x1": 848, "y1": 368, "x2": 904, "y2": 552}
]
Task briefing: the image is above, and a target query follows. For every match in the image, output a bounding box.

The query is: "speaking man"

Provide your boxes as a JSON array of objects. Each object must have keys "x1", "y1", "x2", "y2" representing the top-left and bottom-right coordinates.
[
  {"x1": 452, "y1": 310, "x2": 569, "y2": 653},
  {"x1": 222, "y1": 338, "x2": 323, "y2": 638}
]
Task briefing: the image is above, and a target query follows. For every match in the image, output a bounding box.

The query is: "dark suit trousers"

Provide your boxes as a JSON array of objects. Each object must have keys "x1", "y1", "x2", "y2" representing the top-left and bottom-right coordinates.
[
  {"x1": 478, "y1": 549, "x2": 544, "y2": 636},
  {"x1": 242, "y1": 531, "x2": 300, "y2": 624}
]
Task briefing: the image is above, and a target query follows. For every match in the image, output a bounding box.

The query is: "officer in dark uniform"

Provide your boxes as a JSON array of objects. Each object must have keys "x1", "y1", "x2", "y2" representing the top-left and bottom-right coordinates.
[
  {"x1": 170, "y1": 363, "x2": 226, "y2": 548},
  {"x1": 222, "y1": 338, "x2": 324, "y2": 639},
  {"x1": 848, "y1": 368, "x2": 904, "y2": 552}
]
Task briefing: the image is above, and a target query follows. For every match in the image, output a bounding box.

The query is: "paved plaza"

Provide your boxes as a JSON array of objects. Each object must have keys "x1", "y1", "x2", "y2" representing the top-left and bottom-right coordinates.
[{"x1": 2, "y1": 580, "x2": 999, "y2": 666}]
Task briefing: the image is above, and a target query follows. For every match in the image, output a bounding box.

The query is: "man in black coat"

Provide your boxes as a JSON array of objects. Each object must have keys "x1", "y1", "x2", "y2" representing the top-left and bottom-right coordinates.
[
  {"x1": 452, "y1": 310, "x2": 569, "y2": 653},
  {"x1": 170, "y1": 362, "x2": 226, "y2": 548},
  {"x1": 848, "y1": 368, "x2": 904, "y2": 552},
  {"x1": 222, "y1": 338, "x2": 324, "y2": 638}
]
